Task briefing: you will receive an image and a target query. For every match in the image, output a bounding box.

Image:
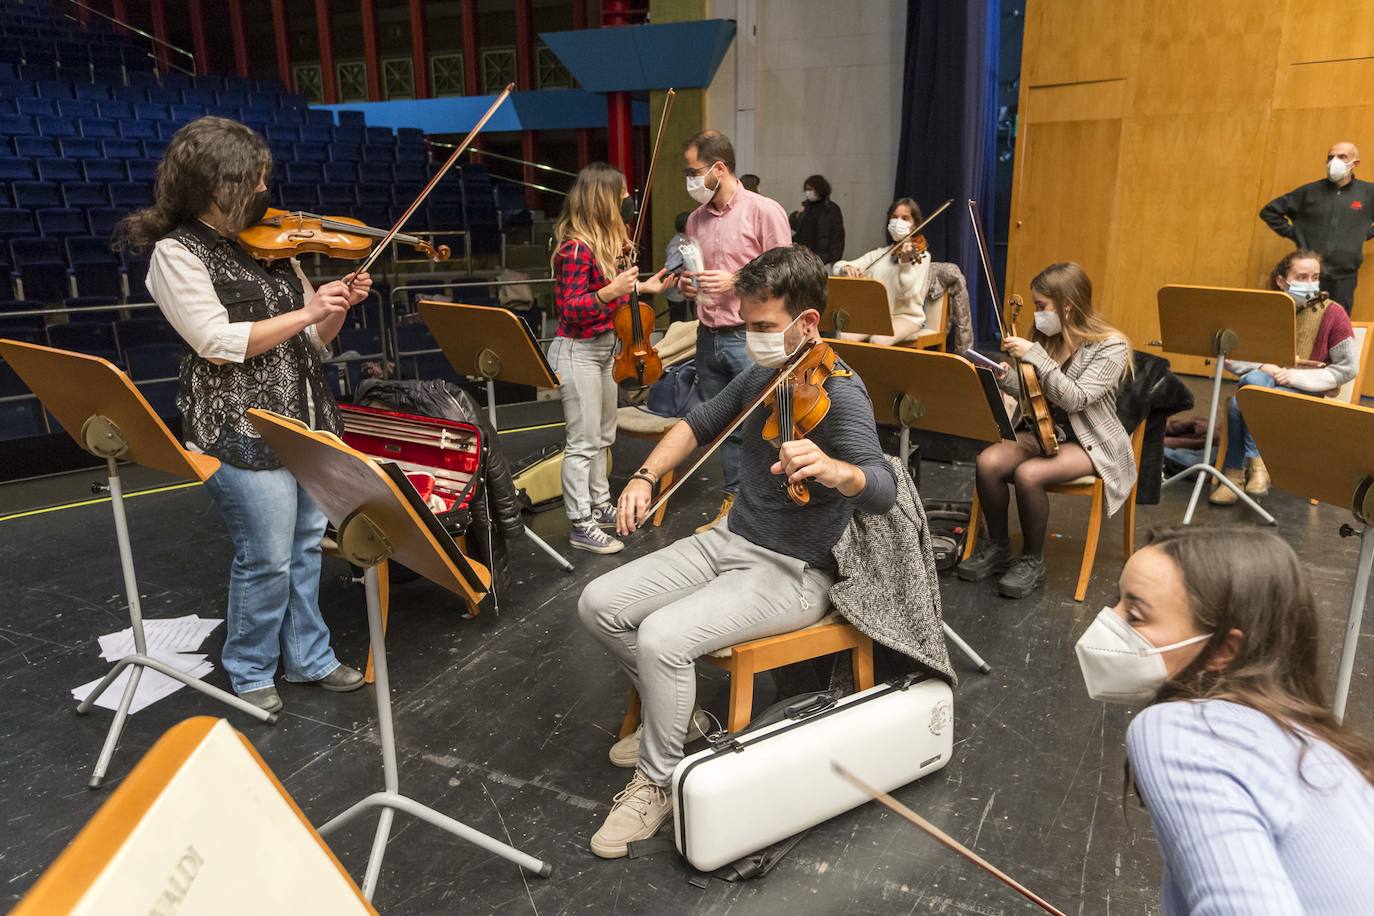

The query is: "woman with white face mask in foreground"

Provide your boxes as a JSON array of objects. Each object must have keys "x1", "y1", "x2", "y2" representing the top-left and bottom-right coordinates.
[
  {"x1": 1079, "y1": 525, "x2": 1374, "y2": 915},
  {"x1": 833, "y1": 197, "x2": 931, "y2": 346}
]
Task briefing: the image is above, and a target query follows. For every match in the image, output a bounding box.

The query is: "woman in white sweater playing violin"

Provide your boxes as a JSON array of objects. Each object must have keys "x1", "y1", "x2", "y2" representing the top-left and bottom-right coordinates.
[{"x1": 832, "y1": 197, "x2": 929, "y2": 346}]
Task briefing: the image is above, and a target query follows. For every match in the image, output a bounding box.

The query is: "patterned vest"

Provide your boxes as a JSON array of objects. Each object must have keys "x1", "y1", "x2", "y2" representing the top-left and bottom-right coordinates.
[{"x1": 167, "y1": 221, "x2": 341, "y2": 470}]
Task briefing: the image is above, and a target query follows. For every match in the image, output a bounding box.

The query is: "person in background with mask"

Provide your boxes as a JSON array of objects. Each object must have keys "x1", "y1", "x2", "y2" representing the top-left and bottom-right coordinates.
[
  {"x1": 550, "y1": 162, "x2": 677, "y2": 555},
  {"x1": 833, "y1": 196, "x2": 930, "y2": 345},
  {"x1": 1210, "y1": 250, "x2": 1357, "y2": 505},
  {"x1": 117, "y1": 117, "x2": 371, "y2": 713},
  {"x1": 789, "y1": 174, "x2": 845, "y2": 266},
  {"x1": 957, "y1": 262, "x2": 1135, "y2": 599},
  {"x1": 576, "y1": 246, "x2": 895, "y2": 859},
  {"x1": 663, "y1": 210, "x2": 691, "y2": 324},
  {"x1": 680, "y1": 130, "x2": 793, "y2": 533},
  {"x1": 1260, "y1": 141, "x2": 1374, "y2": 313},
  {"x1": 1077, "y1": 525, "x2": 1374, "y2": 914}
]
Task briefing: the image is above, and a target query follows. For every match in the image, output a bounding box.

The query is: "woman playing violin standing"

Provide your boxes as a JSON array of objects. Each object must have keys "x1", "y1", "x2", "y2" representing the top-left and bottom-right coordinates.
[
  {"x1": 549, "y1": 162, "x2": 675, "y2": 555},
  {"x1": 833, "y1": 197, "x2": 932, "y2": 346},
  {"x1": 576, "y1": 246, "x2": 895, "y2": 859},
  {"x1": 115, "y1": 117, "x2": 372, "y2": 714},
  {"x1": 957, "y1": 262, "x2": 1135, "y2": 599}
]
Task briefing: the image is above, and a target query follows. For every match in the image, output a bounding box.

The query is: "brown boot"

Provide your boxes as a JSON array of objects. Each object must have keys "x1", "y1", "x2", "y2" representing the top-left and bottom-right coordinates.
[
  {"x1": 1245, "y1": 457, "x2": 1270, "y2": 496},
  {"x1": 1209, "y1": 468, "x2": 1246, "y2": 505},
  {"x1": 695, "y1": 493, "x2": 734, "y2": 535}
]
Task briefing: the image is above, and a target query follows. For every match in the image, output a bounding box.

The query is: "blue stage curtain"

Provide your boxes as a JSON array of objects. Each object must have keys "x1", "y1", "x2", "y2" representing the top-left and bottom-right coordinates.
[{"x1": 893, "y1": 0, "x2": 1000, "y2": 344}]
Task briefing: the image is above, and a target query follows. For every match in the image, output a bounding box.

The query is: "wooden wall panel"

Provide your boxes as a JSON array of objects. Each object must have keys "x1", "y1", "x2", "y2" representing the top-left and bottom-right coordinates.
[{"x1": 1010, "y1": 0, "x2": 1374, "y2": 393}]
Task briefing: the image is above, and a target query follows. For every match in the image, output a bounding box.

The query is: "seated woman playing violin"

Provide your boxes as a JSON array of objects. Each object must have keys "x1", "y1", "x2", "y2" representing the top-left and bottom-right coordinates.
[
  {"x1": 832, "y1": 197, "x2": 931, "y2": 346},
  {"x1": 576, "y1": 245, "x2": 896, "y2": 859},
  {"x1": 1210, "y1": 249, "x2": 1358, "y2": 506},
  {"x1": 957, "y1": 262, "x2": 1136, "y2": 599}
]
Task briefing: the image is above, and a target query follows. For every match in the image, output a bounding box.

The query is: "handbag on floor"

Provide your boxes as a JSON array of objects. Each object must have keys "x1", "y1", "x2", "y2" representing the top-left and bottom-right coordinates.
[{"x1": 670, "y1": 674, "x2": 954, "y2": 873}]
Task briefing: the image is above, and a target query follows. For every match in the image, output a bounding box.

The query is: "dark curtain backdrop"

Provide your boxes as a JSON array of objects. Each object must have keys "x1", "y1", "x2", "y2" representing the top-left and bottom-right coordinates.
[{"x1": 894, "y1": 0, "x2": 1000, "y2": 344}]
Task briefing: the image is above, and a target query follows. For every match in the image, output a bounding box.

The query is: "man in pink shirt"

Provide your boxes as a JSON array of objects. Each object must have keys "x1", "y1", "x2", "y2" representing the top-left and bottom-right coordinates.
[{"x1": 680, "y1": 130, "x2": 792, "y2": 531}]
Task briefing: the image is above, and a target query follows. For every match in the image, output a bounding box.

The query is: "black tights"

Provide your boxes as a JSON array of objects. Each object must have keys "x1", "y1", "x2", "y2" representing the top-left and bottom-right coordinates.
[{"x1": 974, "y1": 435, "x2": 1094, "y2": 556}]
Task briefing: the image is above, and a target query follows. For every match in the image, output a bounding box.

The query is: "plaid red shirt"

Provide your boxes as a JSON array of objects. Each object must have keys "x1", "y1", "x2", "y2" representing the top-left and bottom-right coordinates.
[{"x1": 555, "y1": 239, "x2": 626, "y2": 338}]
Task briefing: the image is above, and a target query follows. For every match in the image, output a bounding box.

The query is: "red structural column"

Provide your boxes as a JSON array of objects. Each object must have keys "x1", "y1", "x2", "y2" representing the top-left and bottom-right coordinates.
[
  {"x1": 360, "y1": 0, "x2": 382, "y2": 101},
  {"x1": 515, "y1": 0, "x2": 538, "y2": 206},
  {"x1": 188, "y1": 0, "x2": 211, "y2": 76},
  {"x1": 111, "y1": 0, "x2": 128, "y2": 38},
  {"x1": 603, "y1": 0, "x2": 634, "y2": 189},
  {"x1": 75, "y1": 3, "x2": 89, "y2": 26},
  {"x1": 572, "y1": 0, "x2": 591, "y2": 169},
  {"x1": 461, "y1": 0, "x2": 480, "y2": 97},
  {"x1": 149, "y1": 0, "x2": 170, "y2": 73},
  {"x1": 571, "y1": 0, "x2": 587, "y2": 29},
  {"x1": 408, "y1": 0, "x2": 430, "y2": 98},
  {"x1": 316, "y1": 0, "x2": 338, "y2": 104},
  {"x1": 228, "y1": 0, "x2": 250, "y2": 78},
  {"x1": 270, "y1": 0, "x2": 292, "y2": 89}
]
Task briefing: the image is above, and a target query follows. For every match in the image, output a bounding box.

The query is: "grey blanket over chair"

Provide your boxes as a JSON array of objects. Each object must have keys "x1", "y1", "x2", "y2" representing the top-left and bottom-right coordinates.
[{"x1": 829, "y1": 456, "x2": 955, "y2": 685}]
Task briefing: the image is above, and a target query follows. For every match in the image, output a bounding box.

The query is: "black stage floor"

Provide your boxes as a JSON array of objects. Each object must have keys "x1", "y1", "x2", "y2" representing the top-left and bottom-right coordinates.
[{"x1": 1, "y1": 422, "x2": 1370, "y2": 914}]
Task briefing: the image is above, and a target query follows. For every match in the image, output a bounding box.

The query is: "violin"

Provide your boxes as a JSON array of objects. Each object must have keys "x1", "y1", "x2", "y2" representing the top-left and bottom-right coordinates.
[
  {"x1": 966, "y1": 198, "x2": 1058, "y2": 457},
  {"x1": 762, "y1": 340, "x2": 838, "y2": 505},
  {"x1": 892, "y1": 233, "x2": 928, "y2": 264},
  {"x1": 239, "y1": 208, "x2": 450, "y2": 263},
  {"x1": 611, "y1": 88, "x2": 676, "y2": 387},
  {"x1": 853, "y1": 198, "x2": 952, "y2": 275}
]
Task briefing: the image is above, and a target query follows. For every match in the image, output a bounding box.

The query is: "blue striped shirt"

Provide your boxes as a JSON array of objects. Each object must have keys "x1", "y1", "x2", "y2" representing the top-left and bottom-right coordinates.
[{"x1": 1127, "y1": 699, "x2": 1374, "y2": 915}]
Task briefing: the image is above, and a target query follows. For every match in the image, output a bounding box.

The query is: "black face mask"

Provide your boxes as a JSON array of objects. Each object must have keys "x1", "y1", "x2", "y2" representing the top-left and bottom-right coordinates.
[
  {"x1": 620, "y1": 194, "x2": 638, "y2": 225},
  {"x1": 246, "y1": 189, "x2": 272, "y2": 226}
]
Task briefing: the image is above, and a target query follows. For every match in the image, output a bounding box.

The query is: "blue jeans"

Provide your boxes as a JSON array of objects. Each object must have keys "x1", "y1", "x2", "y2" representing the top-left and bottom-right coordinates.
[
  {"x1": 202, "y1": 463, "x2": 341, "y2": 693},
  {"x1": 694, "y1": 325, "x2": 751, "y2": 493},
  {"x1": 1225, "y1": 370, "x2": 1302, "y2": 470}
]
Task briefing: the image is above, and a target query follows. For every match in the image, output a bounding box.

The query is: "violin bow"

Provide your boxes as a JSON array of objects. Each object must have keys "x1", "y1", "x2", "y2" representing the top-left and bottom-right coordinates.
[
  {"x1": 343, "y1": 82, "x2": 515, "y2": 285},
  {"x1": 853, "y1": 198, "x2": 954, "y2": 275},
  {"x1": 640, "y1": 339, "x2": 819, "y2": 523},
  {"x1": 630, "y1": 87, "x2": 676, "y2": 254},
  {"x1": 966, "y1": 197, "x2": 1012, "y2": 339},
  {"x1": 831, "y1": 763, "x2": 1068, "y2": 916}
]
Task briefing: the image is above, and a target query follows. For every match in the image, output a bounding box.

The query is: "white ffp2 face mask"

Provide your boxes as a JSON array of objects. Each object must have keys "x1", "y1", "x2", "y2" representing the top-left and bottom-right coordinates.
[
  {"x1": 1328, "y1": 157, "x2": 1352, "y2": 183},
  {"x1": 686, "y1": 165, "x2": 718, "y2": 205},
  {"x1": 746, "y1": 313, "x2": 804, "y2": 368},
  {"x1": 1075, "y1": 607, "x2": 1212, "y2": 704},
  {"x1": 888, "y1": 218, "x2": 913, "y2": 241},
  {"x1": 1034, "y1": 309, "x2": 1063, "y2": 337}
]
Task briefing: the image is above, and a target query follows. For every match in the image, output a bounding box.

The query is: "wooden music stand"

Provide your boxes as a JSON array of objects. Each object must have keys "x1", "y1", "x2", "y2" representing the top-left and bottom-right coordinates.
[
  {"x1": 1156, "y1": 285, "x2": 1296, "y2": 525},
  {"x1": 826, "y1": 276, "x2": 895, "y2": 338},
  {"x1": 1237, "y1": 388, "x2": 1374, "y2": 722},
  {"x1": 417, "y1": 299, "x2": 574, "y2": 572},
  {"x1": 828, "y1": 340, "x2": 997, "y2": 675},
  {"x1": 14, "y1": 717, "x2": 374, "y2": 915},
  {"x1": 0, "y1": 340, "x2": 275, "y2": 790},
  {"x1": 246, "y1": 409, "x2": 551, "y2": 901}
]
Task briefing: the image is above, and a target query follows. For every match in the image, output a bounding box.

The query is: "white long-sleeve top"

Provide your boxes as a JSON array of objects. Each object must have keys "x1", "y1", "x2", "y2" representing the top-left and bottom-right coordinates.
[
  {"x1": 832, "y1": 246, "x2": 930, "y2": 327},
  {"x1": 146, "y1": 236, "x2": 327, "y2": 363}
]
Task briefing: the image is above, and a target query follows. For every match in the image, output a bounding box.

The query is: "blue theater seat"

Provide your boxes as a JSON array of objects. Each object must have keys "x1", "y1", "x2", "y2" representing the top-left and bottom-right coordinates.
[
  {"x1": 79, "y1": 117, "x2": 119, "y2": 139},
  {"x1": 279, "y1": 183, "x2": 319, "y2": 209},
  {"x1": 324, "y1": 162, "x2": 358, "y2": 184},
  {"x1": 331, "y1": 145, "x2": 363, "y2": 164},
  {"x1": 36, "y1": 207, "x2": 87, "y2": 238},
  {"x1": 134, "y1": 102, "x2": 169, "y2": 121},
  {"x1": 108, "y1": 183, "x2": 151, "y2": 208},
  {"x1": 0, "y1": 209, "x2": 35, "y2": 240},
  {"x1": 285, "y1": 162, "x2": 323, "y2": 183},
  {"x1": 13, "y1": 181, "x2": 62, "y2": 208},
  {"x1": 36, "y1": 116, "x2": 77, "y2": 138},
  {"x1": 86, "y1": 208, "x2": 124, "y2": 238},
  {"x1": 82, "y1": 159, "x2": 125, "y2": 182},
  {"x1": 48, "y1": 321, "x2": 116, "y2": 355},
  {"x1": 62, "y1": 182, "x2": 108, "y2": 207},
  {"x1": 0, "y1": 158, "x2": 37, "y2": 182},
  {"x1": 366, "y1": 126, "x2": 395, "y2": 144},
  {"x1": 126, "y1": 159, "x2": 157, "y2": 182},
  {"x1": 16, "y1": 97, "x2": 57, "y2": 117},
  {"x1": 318, "y1": 185, "x2": 356, "y2": 208},
  {"x1": 103, "y1": 139, "x2": 142, "y2": 160},
  {"x1": 59, "y1": 137, "x2": 102, "y2": 159},
  {"x1": 337, "y1": 110, "x2": 366, "y2": 128},
  {"x1": 363, "y1": 143, "x2": 394, "y2": 163},
  {"x1": 299, "y1": 125, "x2": 333, "y2": 144},
  {"x1": 97, "y1": 99, "x2": 134, "y2": 119},
  {"x1": 170, "y1": 104, "x2": 203, "y2": 122},
  {"x1": 35, "y1": 158, "x2": 81, "y2": 182},
  {"x1": 119, "y1": 119, "x2": 157, "y2": 140},
  {"x1": 356, "y1": 184, "x2": 391, "y2": 207},
  {"x1": 116, "y1": 316, "x2": 181, "y2": 349},
  {"x1": 63, "y1": 295, "x2": 123, "y2": 323},
  {"x1": 0, "y1": 113, "x2": 35, "y2": 136},
  {"x1": 123, "y1": 342, "x2": 182, "y2": 381},
  {"x1": 141, "y1": 139, "x2": 168, "y2": 158},
  {"x1": 73, "y1": 83, "x2": 111, "y2": 101},
  {"x1": 58, "y1": 98, "x2": 99, "y2": 118},
  {"x1": 294, "y1": 142, "x2": 329, "y2": 162}
]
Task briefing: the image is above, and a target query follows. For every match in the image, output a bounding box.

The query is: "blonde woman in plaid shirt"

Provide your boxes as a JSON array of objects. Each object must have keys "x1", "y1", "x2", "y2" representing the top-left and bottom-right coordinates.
[
  {"x1": 550, "y1": 162, "x2": 676, "y2": 554},
  {"x1": 958, "y1": 262, "x2": 1135, "y2": 599}
]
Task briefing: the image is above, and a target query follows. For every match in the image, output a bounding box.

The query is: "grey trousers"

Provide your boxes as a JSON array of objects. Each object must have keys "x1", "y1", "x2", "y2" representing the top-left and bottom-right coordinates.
[
  {"x1": 550, "y1": 332, "x2": 617, "y2": 522},
  {"x1": 578, "y1": 524, "x2": 833, "y2": 785}
]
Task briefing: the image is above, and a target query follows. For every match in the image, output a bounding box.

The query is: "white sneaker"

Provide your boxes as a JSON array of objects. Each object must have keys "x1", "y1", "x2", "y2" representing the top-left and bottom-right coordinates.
[
  {"x1": 570, "y1": 521, "x2": 624, "y2": 554},
  {"x1": 590, "y1": 770, "x2": 673, "y2": 859},
  {"x1": 609, "y1": 708, "x2": 715, "y2": 768}
]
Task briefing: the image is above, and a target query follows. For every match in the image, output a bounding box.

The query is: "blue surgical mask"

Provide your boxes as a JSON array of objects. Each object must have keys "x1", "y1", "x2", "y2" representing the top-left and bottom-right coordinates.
[{"x1": 1288, "y1": 280, "x2": 1319, "y2": 303}]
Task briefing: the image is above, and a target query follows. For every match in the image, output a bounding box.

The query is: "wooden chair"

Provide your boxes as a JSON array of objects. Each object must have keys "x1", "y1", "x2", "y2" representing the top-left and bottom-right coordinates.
[
  {"x1": 619, "y1": 614, "x2": 875, "y2": 737},
  {"x1": 901, "y1": 292, "x2": 949, "y2": 351},
  {"x1": 961, "y1": 421, "x2": 1147, "y2": 602}
]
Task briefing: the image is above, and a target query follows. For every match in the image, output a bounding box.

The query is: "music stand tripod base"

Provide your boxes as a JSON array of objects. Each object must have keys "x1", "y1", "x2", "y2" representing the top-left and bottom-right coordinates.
[
  {"x1": 1333, "y1": 476, "x2": 1374, "y2": 722},
  {"x1": 74, "y1": 420, "x2": 276, "y2": 790},
  {"x1": 318, "y1": 514, "x2": 551, "y2": 900}
]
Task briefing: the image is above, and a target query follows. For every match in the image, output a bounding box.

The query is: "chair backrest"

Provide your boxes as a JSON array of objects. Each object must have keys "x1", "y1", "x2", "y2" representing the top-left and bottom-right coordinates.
[{"x1": 1336, "y1": 322, "x2": 1373, "y2": 404}]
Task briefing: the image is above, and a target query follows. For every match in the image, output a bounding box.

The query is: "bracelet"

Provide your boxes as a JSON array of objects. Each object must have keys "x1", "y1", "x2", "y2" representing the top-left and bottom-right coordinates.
[{"x1": 631, "y1": 469, "x2": 658, "y2": 487}]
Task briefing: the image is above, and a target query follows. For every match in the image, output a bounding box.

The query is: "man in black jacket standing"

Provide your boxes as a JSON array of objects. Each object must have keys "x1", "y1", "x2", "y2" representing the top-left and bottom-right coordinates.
[{"x1": 1260, "y1": 141, "x2": 1374, "y2": 313}]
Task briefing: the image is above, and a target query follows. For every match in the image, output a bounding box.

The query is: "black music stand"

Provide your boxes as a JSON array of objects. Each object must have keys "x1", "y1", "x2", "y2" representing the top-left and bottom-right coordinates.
[
  {"x1": 1156, "y1": 285, "x2": 1295, "y2": 525},
  {"x1": 827, "y1": 341, "x2": 996, "y2": 674},
  {"x1": 415, "y1": 299, "x2": 574, "y2": 572},
  {"x1": 1238, "y1": 388, "x2": 1374, "y2": 721},
  {"x1": 0, "y1": 340, "x2": 276, "y2": 790},
  {"x1": 247, "y1": 409, "x2": 551, "y2": 901}
]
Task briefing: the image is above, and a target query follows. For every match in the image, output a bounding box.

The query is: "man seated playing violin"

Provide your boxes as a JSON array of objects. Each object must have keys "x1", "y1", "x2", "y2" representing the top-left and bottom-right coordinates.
[{"x1": 577, "y1": 244, "x2": 897, "y2": 858}]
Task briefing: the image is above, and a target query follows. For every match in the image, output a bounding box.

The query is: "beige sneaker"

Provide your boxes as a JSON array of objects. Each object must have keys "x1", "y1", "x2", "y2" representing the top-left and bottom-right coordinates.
[
  {"x1": 695, "y1": 493, "x2": 734, "y2": 535},
  {"x1": 590, "y1": 770, "x2": 672, "y2": 858},
  {"x1": 609, "y1": 708, "x2": 715, "y2": 768},
  {"x1": 1245, "y1": 457, "x2": 1270, "y2": 496},
  {"x1": 1209, "y1": 468, "x2": 1246, "y2": 505}
]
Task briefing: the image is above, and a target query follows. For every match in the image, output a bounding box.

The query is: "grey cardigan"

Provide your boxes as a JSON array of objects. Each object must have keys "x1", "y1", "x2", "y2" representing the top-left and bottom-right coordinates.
[{"x1": 1002, "y1": 336, "x2": 1136, "y2": 516}]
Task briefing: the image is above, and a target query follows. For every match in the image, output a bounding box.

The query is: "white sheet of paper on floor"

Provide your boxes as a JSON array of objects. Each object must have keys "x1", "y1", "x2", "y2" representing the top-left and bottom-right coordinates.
[
  {"x1": 96, "y1": 614, "x2": 223, "y2": 663},
  {"x1": 71, "y1": 652, "x2": 214, "y2": 715}
]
